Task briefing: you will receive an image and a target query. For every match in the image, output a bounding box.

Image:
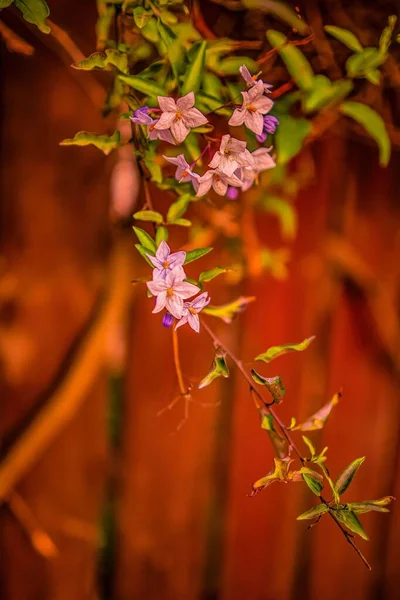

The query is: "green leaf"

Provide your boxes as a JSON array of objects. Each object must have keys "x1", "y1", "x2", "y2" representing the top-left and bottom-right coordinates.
[
  {"x1": 346, "y1": 47, "x2": 386, "y2": 78},
  {"x1": 144, "y1": 149, "x2": 163, "y2": 183},
  {"x1": 184, "y1": 247, "x2": 213, "y2": 264},
  {"x1": 14, "y1": 0, "x2": 50, "y2": 33},
  {"x1": 96, "y1": 3, "x2": 115, "y2": 50},
  {"x1": 72, "y1": 49, "x2": 129, "y2": 73},
  {"x1": 133, "y1": 210, "x2": 164, "y2": 224},
  {"x1": 260, "y1": 413, "x2": 287, "y2": 458},
  {"x1": 199, "y1": 266, "x2": 231, "y2": 283},
  {"x1": 302, "y1": 436, "x2": 316, "y2": 458},
  {"x1": 255, "y1": 336, "x2": 315, "y2": 363},
  {"x1": 293, "y1": 391, "x2": 340, "y2": 431},
  {"x1": 340, "y1": 101, "x2": 390, "y2": 166},
  {"x1": 251, "y1": 371, "x2": 286, "y2": 404},
  {"x1": 217, "y1": 56, "x2": 258, "y2": 76},
  {"x1": 132, "y1": 226, "x2": 156, "y2": 252},
  {"x1": 347, "y1": 496, "x2": 395, "y2": 514},
  {"x1": 167, "y1": 193, "x2": 192, "y2": 222},
  {"x1": 195, "y1": 92, "x2": 230, "y2": 116},
  {"x1": 275, "y1": 114, "x2": 311, "y2": 164},
  {"x1": 181, "y1": 41, "x2": 207, "y2": 95},
  {"x1": 324, "y1": 25, "x2": 363, "y2": 52},
  {"x1": 157, "y1": 20, "x2": 184, "y2": 79},
  {"x1": 259, "y1": 195, "x2": 297, "y2": 240},
  {"x1": 365, "y1": 69, "x2": 381, "y2": 85},
  {"x1": 170, "y1": 218, "x2": 192, "y2": 227},
  {"x1": 119, "y1": 74, "x2": 165, "y2": 97},
  {"x1": 250, "y1": 457, "x2": 294, "y2": 496},
  {"x1": 297, "y1": 503, "x2": 329, "y2": 520},
  {"x1": 334, "y1": 457, "x2": 365, "y2": 496},
  {"x1": 183, "y1": 132, "x2": 201, "y2": 163},
  {"x1": 203, "y1": 296, "x2": 256, "y2": 323},
  {"x1": 203, "y1": 72, "x2": 223, "y2": 100},
  {"x1": 133, "y1": 6, "x2": 151, "y2": 28},
  {"x1": 60, "y1": 130, "x2": 120, "y2": 155},
  {"x1": 302, "y1": 75, "x2": 353, "y2": 113},
  {"x1": 302, "y1": 473, "x2": 323, "y2": 496},
  {"x1": 334, "y1": 509, "x2": 369, "y2": 541},
  {"x1": 0, "y1": 1, "x2": 14, "y2": 8},
  {"x1": 155, "y1": 225, "x2": 169, "y2": 245},
  {"x1": 198, "y1": 351, "x2": 229, "y2": 389},
  {"x1": 135, "y1": 244, "x2": 155, "y2": 267},
  {"x1": 266, "y1": 30, "x2": 313, "y2": 91},
  {"x1": 242, "y1": 0, "x2": 309, "y2": 35},
  {"x1": 379, "y1": 15, "x2": 397, "y2": 56}
]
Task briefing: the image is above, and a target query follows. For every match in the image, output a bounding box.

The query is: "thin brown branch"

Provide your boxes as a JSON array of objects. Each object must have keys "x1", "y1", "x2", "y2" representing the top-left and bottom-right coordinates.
[
  {"x1": 172, "y1": 327, "x2": 188, "y2": 396},
  {"x1": 0, "y1": 19, "x2": 34, "y2": 55},
  {"x1": 257, "y1": 34, "x2": 314, "y2": 66},
  {"x1": 8, "y1": 492, "x2": 58, "y2": 558},
  {"x1": 327, "y1": 510, "x2": 371, "y2": 570}
]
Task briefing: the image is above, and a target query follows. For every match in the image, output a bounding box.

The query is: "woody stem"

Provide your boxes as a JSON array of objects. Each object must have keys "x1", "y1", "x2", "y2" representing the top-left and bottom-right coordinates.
[{"x1": 172, "y1": 327, "x2": 186, "y2": 396}]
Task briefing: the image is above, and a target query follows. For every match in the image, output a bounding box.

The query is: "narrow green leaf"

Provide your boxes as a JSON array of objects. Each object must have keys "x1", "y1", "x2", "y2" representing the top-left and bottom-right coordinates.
[
  {"x1": 340, "y1": 101, "x2": 390, "y2": 166},
  {"x1": 184, "y1": 132, "x2": 201, "y2": 163},
  {"x1": 334, "y1": 457, "x2": 365, "y2": 496},
  {"x1": 144, "y1": 149, "x2": 163, "y2": 183},
  {"x1": 170, "y1": 218, "x2": 192, "y2": 227},
  {"x1": 60, "y1": 131, "x2": 120, "y2": 155},
  {"x1": 132, "y1": 226, "x2": 156, "y2": 252},
  {"x1": 303, "y1": 75, "x2": 353, "y2": 113},
  {"x1": 324, "y1": 25, "x2": 363, "y2": 52},
  {"x1": 134, "y1": 210, "x2": 164, "y2": 224},
  {"x1": 157, "y1": 20, "x2": 184, "y2": 79},
  {"x1": 198, "y1": 351, "x2": 229, "y2": 389},
  {"x1": 167, "y1": 193, "x2": 192, "y2": 222},
  {"x1": 14, "y1": 0, "x2": 50, "y2": 33},
  {"x1": 181, "y1": 41, "x2": 207, "y2": 95},
  {"x1": 347, "y1": 496, "x2": 395, "y2": 514},
  {"x1": 135, "y1": 244, "x2": 155, "y2": 267},
  {"x1": 119, "y1": 74, "x2": 165, "y2": 97},
  {"x1": 243, "y1": 0, "x2": 309, "y2": 35},
  {"x1": 379, "y1": 15, "x2": 397, "y2": 56},
  {"x1": 302, "y1": 473, "x2": 323, "y2": 496},
  {"x1": 302, "y1": 436, "x2": 316, "y2": 458},
  {"x1": 155, "y1": 225, "x2": 169, "y2": 245},
  {"x1": 96, "y1": 3, "x2": 115, "y2": 50},
  {"x1": 133, "y1": 6, "x2": 151, "y2": 29},
  {"x1": 334, "y1": 509, "x2": 369, "y2": 541},
  {"x1": 297, "y1": 503, "x2": 329, "y2": 521},
  {"x1": 251, "y1": 370, "x2": 286, "y2": 404},
  {"x1": 199, "y1": 266, "x2": 231, "y2": 283},
  {"x1": 346, "y1": 48, "x2": 385, "y2": 78},
  {"x1": 217, "y1": 56, "x2": 258, "y2": 76},
  {"x1": 203, "y1": 72, "x2": 224, "y2": 100},
  {"x1": 255, "y1": 336, "x2": 315, "y2": 363},
  {"x1": 266, "y1": 30, "x2": 313, "y2": 91},
  {"x1": 275, "y1": 114, "x2": 311, "y2": 164},
  {"x1": 365, "y1": 69, "x2": 381, "y2": 85},
  {"x1": 184, "y1": 247, "x2": 213, "y2": 264},
  {"x1": 0, "y1": 0, "x2": 15, "y2": 8},
  {"x1": 203, "y1": 296, "x2": 256, "y2": 323},
  {"x1": 72, "y1": 49, "x2": 129, "y2": 74}
]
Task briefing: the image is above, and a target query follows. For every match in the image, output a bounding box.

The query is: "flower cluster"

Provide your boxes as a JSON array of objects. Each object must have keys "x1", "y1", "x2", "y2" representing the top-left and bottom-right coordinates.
[
  {"x1": 130, "y1": 64, "x2": 279, "y2": 199},
  {"x1": 146, "y1": 241, "x2": 210, "y2": 333}
]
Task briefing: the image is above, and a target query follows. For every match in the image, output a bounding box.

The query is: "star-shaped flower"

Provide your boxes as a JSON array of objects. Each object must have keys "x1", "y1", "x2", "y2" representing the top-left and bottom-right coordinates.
[
  {"x1": 208, "y1": 134, "x2": 254, "y2": 177},
  {"x1": 196, "y1": 169, "x2": 243, "y2": 197},
  {"x1": 228, "y1": 81, "x2": 274, "y2": 135},
  {"x1": 239, "y1": 65, "x2": 273, "y2": 94},
  {"x1": 162, "y1": 154, "x2": 200, "y2": 192},
  {"x1": 147, "y1": 241, "x2": 186, "y2": 280},
  {"x1": 175, "y1": 292, "x2": 210, "y2": 333},
  {"x1": 155, "y1": 92, "x2": 208, "y2": 144},
  {"x1": 239, "y1": 147, "x2": 276, "y2": 191},
  {"x1": 130, "y1": 108, "x2": 174, "y2": 144},
  {"x1": 146, "y1": 267, "x2": 200, "y2": 319}
]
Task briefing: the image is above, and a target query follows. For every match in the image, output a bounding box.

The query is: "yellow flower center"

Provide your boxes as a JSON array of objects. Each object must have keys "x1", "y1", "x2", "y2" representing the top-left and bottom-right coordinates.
[
  {"x1": 176, "y1": 111, "x2": 183, "y2": 120},
  {"x1": 248, "y1": 105, "x2": 257, "y2": 112},
  {"x1": 163, "y1": 260, "x2": 169, "y2": 268},
  {"x1": 149, "y1": 124, "x2": 156, "y2": 131},
  {"x1": 167, "y1": 288, "x2": 174, "y2": 297},
  {"x1": 189, "y1": 307, "x2": 197, "y2": 315}
]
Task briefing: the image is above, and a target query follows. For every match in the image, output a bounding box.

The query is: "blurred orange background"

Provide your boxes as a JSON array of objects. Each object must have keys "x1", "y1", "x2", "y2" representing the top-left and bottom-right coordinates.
[{"x1": 1, "y1": 2, "x2": 400, "y2": 600}]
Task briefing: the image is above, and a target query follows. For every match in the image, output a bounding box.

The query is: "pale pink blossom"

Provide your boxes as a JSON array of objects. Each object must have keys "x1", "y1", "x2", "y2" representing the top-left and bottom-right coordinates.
[
  {"x1": 239, "y1": 147, "x2": 276, "y2": 191},
  {"x1": 147, "y1": 241, "x2": 186, "y2": 280},
  {"x1": 196, "y1": 169, "x2": 243, "y2": 197},
  {"x1": 155, "y1": 92, "x2": 208, "y2": 144},
  {"x1": 162, "y1": 154, "x2": 200, "y2": 192},
  {"x1": 146, "y1": 267, "x2": 200, "y2": 319},
  {"x1": 208, "y1": 134, "x2": 254, "y2": 177},
  {"x1": 228, "y1": 81, "x2": 274, "y2": 135},
  {"x1": 239, "y1": 65, "x2": 273, "y2": 94},
  {"x1": 175, "y1": 292, "x2": 210, "y2": 333},
  {"x1": 130, "y1": 108, "x2": 174, "y2": 144}
]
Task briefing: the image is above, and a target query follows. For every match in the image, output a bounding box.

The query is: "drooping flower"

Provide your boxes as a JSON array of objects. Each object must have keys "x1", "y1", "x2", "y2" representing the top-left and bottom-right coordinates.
[
  {"x1": 155, "y1": 92, "x2": 208, "y2": 144},
  {"x1": 208, "y1": 134, "x2": 254, "y2": 177},
  {"x1": 175, "y1": 292, "x2": 210, "y2": 333},
  {"x1": 239, "y1": 147, "x2": 276, "y2": 191},
  {"x1": 147, "y1": 241, "x2": 186, "y2": 280},
  {"x1": 228, "y1": 81, "x2": 274, "y2": 135},
  {"x1": 239, "y1": 65, "x2": 273, "y2": 94},
  {"x1": 162, "y1": 313, "x2": 174, "y2": 328},
  {"x1": 130, "y1": 109, "x2": 174, "y2": 144},
  {"x1": 162, "y1": 154, "x2": 200, "y2": 192},
  {"x1": 196, "y1": 169, "x2": 243, "y2": 197},
  {"x1": 146, "y1": 267, "x2": 200, "y2": 319},
  {"x1": 256, "y1": 115, "x2": 280, "y2": 143}
]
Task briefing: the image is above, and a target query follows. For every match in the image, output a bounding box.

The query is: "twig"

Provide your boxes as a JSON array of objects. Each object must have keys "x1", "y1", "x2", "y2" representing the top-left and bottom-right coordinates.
[
  {"x1": 257, "y1": 34, "x2": 314, "y2": 66},
  {"x1": 142, "y1": 178, "x2": 155, "y2": 212},
  {"x1": 172, "y1": 327, "x2": 187, "y2": 396},
  {"x1": 327, "y1": 510, "x2": 371, "y2": 570},
  {"x1": 8, "y1": 492, "x2": 58, "y2": 558},
  {"x1": 0, "y1": 19, "x2": 34, "y2": 55}
]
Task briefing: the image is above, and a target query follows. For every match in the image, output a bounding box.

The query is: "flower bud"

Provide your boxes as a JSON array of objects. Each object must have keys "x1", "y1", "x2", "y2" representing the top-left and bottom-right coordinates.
[{"x1": 162, "y1": 313, "x2": 174, "y2": 328}]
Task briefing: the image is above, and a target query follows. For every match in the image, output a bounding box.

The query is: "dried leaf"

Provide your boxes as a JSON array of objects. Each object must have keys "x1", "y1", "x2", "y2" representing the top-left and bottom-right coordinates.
[
  {"x1": 255, "y1": 336, "x2": 314, "y2": 363},
  {"x1": 293, "y1": 391, "x2": 340, "y2": 431}
]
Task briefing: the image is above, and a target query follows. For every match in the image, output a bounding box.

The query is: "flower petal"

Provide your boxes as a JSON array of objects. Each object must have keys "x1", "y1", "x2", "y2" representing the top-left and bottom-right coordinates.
[
  {"x1": 158, "y1": 96, "x2": 177, "y2": 112},
  {"x1": 252, "y1": 96, "x2": 274, "y2": 114},
  {"x1": 225, "y1": 172, "x2": 243, "y2": 187},
  {"x1": 187, "y1": 311, "x2": 200, "y2": 332},
  {"x1": 155, "y1": 112, "x2": 176, "y2": 129},
  {"x1": 218, "y1": 155, "x2": 237, "y2": 177},
  {"x1": 171, "y1": 119, "x2": 190, "y2": 143},
  {"x1": 212, "y1": 176, "x2": 228, "y2": 196},
  {"x1": 247, "y1": 80, "x2": 264, "y2": 100},
  {"x1": 158, "y1": 129, "x2": 175, "y2": 144},
  {"x1": 166, "y1": 294, "x2": 184, "y2": 319},
  {"x1": 156, "y1": 240, "x2": 170, "y2": 262},
  {"x1": 147, "y1": 278, "x2": 167, "y2": 295},
  {"x1": 228, "y1": 108, "x2": 246, "y2": 127},
  {"x1": 239, "y1": 65, "x2": 253, "y2": 85},
  {"x1": 147, "y1": 254, "x2": 162, "y2": 269},
  {"x1": 152, "y1": 291, "x2": 167, "y2": 313},
  {"x1": 173, "y1": 280, "x2": 200, "y2": 298},
  {"x1": 168, "y1": 251, "x2": 186, "y2": 269},
  {"x1": 176, "y1": 92, "x2": 195, "y2": 111},
  {"x1": 163, "y1": 155, "x2": 181, "y2": 167},
  {"x1": 244, "y1": 110, "x2": 263, "y2": 135},
  {"x1": 208, "y1": 152, "x2": 221, "y2": 170},
  {"x1": 229, "y1": 137, "x2": 247, "y2": 154},
  {"x1": 191, "y1": 292, "x2": 210, "y2": 310},
  {"x1": 252, "y1": 148, "x2": 276, "y2": 171},
  {"x1": 175, "y1": 313, "x2": 188, "y2": 330},
  {"x1": 182, "y1": 108, "x2": 208, "y2": 128}
]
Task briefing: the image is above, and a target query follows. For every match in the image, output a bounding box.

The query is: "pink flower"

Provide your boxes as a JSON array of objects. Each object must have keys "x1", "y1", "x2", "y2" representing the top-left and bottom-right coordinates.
[
  {"x1": 208, "y1": 134, "x2": 254, "y2": 177},
  {"x1": 228, "y1": 81, "x2": 274, "y2": 135},
  {"x1": 239, "y1": 65, "x2": 273, "y2": 94},
  {"x1": 162, "y1": 154, "x2": 200, "y2": 192},
  {"x1": 130, "y1": 109, "x2": 174, "y2": 144},
  {"x1": 175, "y1": 292, "x2": 210, "y2": 333},
  {"x1": 146, "y1": 267, "x2": 200, "y2": 319},
  {"x1": 196, "y1": 169, "x2": 243, "y2": 197},
  {"x1": 239, "y1": 147, "x2": 276, "y2": 191},
  {"x1": 155, "y1": 92, "x2": 208, "y2": 144},
  {"x1": 147, "y1": 241, "x2": 186, "y2": 280}
]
